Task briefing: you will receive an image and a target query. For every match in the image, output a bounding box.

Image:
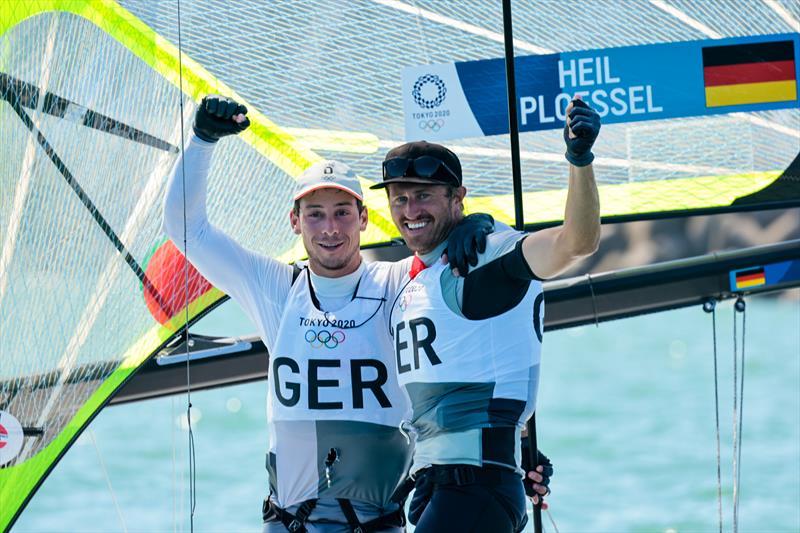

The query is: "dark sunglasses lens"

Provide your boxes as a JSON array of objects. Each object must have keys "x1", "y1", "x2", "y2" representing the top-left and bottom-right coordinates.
[
  {"x1": 412, "y1": 156, "x2": 443, "y2": 178},
  {"x1": 383, "y1": 158, "x2": 410, "y2": 178}
]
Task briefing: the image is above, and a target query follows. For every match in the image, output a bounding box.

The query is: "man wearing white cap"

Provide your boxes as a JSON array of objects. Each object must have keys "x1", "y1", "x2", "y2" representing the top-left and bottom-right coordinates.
[{"x1": 162, "y1": 95, "x2": 510, "y2": 532}]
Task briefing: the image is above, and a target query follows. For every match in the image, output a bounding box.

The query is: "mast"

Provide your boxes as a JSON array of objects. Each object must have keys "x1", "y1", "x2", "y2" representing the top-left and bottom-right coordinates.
[{"x1": 501, "y1": 1, "x2": 543, "y2": 532}]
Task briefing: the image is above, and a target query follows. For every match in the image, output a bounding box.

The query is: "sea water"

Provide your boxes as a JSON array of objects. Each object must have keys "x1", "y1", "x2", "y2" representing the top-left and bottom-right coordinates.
[{"x1": 13, "y1": 294, "x2": 800, "y2": 532}]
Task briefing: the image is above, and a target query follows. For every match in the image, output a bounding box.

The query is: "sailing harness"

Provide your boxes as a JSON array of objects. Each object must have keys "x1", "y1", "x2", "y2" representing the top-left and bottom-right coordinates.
[
  {"x1": 262, "y1": 497, "x2": 406, "y2": 533},
  {"x1": 261, "y1": 464, "x2": 523, "y2": 533}
]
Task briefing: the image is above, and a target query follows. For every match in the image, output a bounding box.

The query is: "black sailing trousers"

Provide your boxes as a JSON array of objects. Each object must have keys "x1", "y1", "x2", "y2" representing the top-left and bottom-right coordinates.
[{"x1": 408, "y1": 465, "x2": 528, "y2": 533}]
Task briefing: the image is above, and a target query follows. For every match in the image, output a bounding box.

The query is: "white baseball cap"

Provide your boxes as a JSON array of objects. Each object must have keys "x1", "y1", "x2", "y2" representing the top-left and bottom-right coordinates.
[{"x1": 293, "y1": 160, "x2": 363, "y2": 201}]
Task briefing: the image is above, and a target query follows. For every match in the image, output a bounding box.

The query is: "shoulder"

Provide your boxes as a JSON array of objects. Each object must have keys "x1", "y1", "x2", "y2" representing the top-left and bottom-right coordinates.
[
  {"x1": 368, "y1": 258, "x2": 412, "y2": 301},
  {"x1": 367, "y1": 257, "x2": 412, "y2": 277},
  {"x1": 476, "y1": 226, "x2": 526, "y2": 267},
  {"x1": 254, "y1": 258, "x2": 296, "y2": 294}
]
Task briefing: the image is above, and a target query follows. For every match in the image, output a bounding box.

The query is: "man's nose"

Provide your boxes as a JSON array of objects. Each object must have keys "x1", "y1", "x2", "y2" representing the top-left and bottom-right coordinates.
[
  {"x1": 405, "y1": 197, "x2": 423, "y2": 218},
  {"x1": 321, "y1": 216, "x2": 339, "y2": 234}
]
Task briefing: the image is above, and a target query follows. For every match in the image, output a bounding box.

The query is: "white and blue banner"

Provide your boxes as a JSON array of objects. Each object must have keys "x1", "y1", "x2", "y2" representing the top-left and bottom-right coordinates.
[{"x1": 402, "y1": 33, "x2": 799, "y2": 141}]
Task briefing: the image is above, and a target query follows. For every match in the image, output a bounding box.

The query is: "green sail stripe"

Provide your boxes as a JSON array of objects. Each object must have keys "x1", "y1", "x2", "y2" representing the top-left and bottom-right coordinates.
[
  {"x1": 1, "y1": 0, "x2": 398, "y2": 248},
  {"x1": 0, "y1": 3, "x2": 236, "y2": 528},
  {"x1": 0, "y1": 283, "x2": 225, "y2": 531}
]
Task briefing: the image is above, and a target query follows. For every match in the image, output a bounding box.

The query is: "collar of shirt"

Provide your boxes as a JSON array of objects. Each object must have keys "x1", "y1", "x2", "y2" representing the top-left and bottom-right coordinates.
[
  {"x1": 309, "y1": 259, "x2": 365, "y2": 300},
  {"x1": 417, "y1": 240, "x2": 448, "y2": 268}
]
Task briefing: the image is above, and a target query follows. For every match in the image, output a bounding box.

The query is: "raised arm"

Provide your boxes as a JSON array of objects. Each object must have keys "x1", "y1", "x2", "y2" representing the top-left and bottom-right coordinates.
[
  {"x1": 163, "y1": 95, "x2": 250, "y2": 245},
  {"x1": 162, "y1": 96, "x2": 290, "y2": 310},
  {"x1": 522, "y1": 98, "x2": 601, "y2": 279}
]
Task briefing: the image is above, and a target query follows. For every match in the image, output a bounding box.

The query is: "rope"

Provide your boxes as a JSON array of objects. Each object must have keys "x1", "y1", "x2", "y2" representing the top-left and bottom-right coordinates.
[
  {"x1": 732, "y1": 297, "x2": 747, "y2": 532},
  {"x1": 171, "y1": 396, "x2": 178, "y2": 533},
  {"x1": 705, "y1": 296, "x2": 749, "y2": 532},
  {"x1": 545, "y1": 508, "x2": 560, "y2": 533},
  {"x1": 175, "y1": 0, "x2": 197, "y2": 530},
  {"x1": 587, "y1": 274, "x2": 600, "y2": 328},
  {"x1": 703, "y1": 298, "x2": 723, "y2": 533}
]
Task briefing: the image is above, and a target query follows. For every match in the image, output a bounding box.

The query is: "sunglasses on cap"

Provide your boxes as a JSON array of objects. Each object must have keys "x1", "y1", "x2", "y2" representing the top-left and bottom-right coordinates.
[{"x1": 382, "y1": 156, "x2": 460, "y2": 186}]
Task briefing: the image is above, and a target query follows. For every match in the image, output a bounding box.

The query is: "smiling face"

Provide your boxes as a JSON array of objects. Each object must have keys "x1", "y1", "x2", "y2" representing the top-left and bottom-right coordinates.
[
  {"x1": 386, "y1": 183, "x2": 466, "y2": 254},
  {"x1": 289, "y1": 188, "x2": 368, "y2": 277}
]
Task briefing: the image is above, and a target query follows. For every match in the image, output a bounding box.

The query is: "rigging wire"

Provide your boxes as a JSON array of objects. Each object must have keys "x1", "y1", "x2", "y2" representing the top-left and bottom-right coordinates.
[
  {"x1": 732, "y1": 297, "x2": 747, "y2": 533},
  {"x1": 705, "y1": 296, "x2": 749, "y2": 533},
  {"x1": 545, "y1": 508, "x2": 560, "y2": 533},
  {"x1": 171, "y1": 396, "x2": 177, "y2": 533},
  {"x1": 703, "y1": 298, "x2": 723, "y2": 533},
  {"x1": 175, "y1": 0, "x2": 197, "y2": 530},
  {"x1": 88, "y1": 429, "x2": 128, "y2": 533}
]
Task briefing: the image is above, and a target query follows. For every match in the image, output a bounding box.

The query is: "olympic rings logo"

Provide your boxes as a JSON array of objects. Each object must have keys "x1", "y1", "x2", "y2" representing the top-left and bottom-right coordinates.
[
  {"x1": 399, "y1": 294, "x2": 410, "y2": 311},
  {"x1": 304, "y1": 329, "x2": 346, "y2": 349},
  {"x1": 419, "y1": 119, "x2": 445, "y2": 132},
  {"x1": 412, "y1": 74, "x2": 447, "y2": 109}
]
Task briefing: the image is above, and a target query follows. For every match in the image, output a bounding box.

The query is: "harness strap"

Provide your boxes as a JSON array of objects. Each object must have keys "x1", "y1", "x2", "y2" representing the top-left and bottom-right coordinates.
[
  {"x1": 262, "y1": 498, "x2": 318, "y2": 533},
  {"x1": 421, "y1": 464, "x2": 516, "y2": 487},
  {"x1": 390, "y1": 477, "x2": 416, "y2": 503},
  {"x1": 336, "y1": 499, "x2": 406, "y2": 533},
  {"x1": 291, "y1": 264, "x2": 304, "y2": 284}
]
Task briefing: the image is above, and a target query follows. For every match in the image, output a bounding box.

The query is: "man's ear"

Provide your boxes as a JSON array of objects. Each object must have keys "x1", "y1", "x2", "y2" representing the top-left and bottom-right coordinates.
[
  {"x1": 359, "y1": 205, "x2": 369, "y2": 232},
  {"x1": 452, "y1": 186, "x2": 467, "y2": 212},
  {"x1": 289, "y1": 208, "x2": 302, "y2": 235}
]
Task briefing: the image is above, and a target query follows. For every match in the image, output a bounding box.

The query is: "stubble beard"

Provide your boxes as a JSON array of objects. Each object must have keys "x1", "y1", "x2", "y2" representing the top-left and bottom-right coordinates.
[
  {"x1": 407, "y1": 214, "x2": 459, "y2": 254},
  {"x1": 309, "y1": 250, "x2": 350, "y2": 273}
]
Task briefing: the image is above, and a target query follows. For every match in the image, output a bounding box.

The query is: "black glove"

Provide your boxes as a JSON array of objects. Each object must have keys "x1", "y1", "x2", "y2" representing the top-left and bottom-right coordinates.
[
  {"x1": 445, "y1": 213, "x2": 494, "y2": 275},
  {"x1": 521, "y1": 439, "x2": 553, "y2": 499},
  {"x1": 563, "y1": 98, "x2": 600, "y2": 167},
  {"x1": 193, "y1": 94, "x2": 250, "y2": 143}
]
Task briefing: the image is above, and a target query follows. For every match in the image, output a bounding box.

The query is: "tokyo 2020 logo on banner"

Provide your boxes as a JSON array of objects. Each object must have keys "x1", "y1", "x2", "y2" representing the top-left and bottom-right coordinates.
[
  {"x1": 305, "y1": 329, "x2": 346, "y2": 349},
  {"x1": 411, "y1": 74, "x2": 451, "y2": 134},
  {"x1": 0, "y1": 410, "x2": 24, "y2": 466},
  {"x1": 413, "y1": 74, "x2": 447, "y2": 109},
  {"x1": 402, "y1": 62, "x2": 483, "y2": 141}
]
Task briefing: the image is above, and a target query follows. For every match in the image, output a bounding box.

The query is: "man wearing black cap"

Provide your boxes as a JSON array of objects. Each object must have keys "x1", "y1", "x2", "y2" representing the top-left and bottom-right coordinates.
[{"x1": 372, "y1": 98, "x2": 601, "y2": 532}]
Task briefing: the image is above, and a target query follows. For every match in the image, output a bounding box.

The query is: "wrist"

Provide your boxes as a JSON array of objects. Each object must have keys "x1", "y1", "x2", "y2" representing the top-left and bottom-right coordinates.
[
  {"x1": 565, "y1": 150, "x2": 594, "y2": 167},
  {"x1": 192, "y1": 126, "x2": 219, "y2": 144}
]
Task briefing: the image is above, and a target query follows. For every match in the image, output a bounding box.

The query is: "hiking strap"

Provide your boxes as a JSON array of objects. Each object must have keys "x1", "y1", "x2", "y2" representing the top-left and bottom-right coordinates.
[{"x1": 336, "y1": 499, "x2": 405, "y2": 533}]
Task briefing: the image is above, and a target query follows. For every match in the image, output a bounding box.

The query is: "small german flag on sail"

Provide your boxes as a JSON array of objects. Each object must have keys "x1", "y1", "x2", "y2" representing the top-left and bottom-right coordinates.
[
  {"x1": 733, "y1": 267, "x2": 766, "y2": 290},
  {"x1": 702, "y1": 40, "x2": 797, "y2": 108}
]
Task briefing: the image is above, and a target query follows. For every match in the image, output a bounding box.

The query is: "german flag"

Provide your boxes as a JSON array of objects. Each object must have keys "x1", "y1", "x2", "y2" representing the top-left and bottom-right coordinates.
[
  {"x1": 734, "y1": 267, "x2": 766, "y2": 290},
  {"x1": 702, "y1": 40, "x2": 797, "y2": 108}
]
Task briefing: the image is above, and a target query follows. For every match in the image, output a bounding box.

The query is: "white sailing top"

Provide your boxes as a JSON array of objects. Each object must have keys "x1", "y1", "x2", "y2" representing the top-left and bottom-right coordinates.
[
  {"x1": 389, "y1": 233, "x2": 543, "y2": 475},
  {"x1": 162, "y1": 135, "x2": 411, "y2": 521}
]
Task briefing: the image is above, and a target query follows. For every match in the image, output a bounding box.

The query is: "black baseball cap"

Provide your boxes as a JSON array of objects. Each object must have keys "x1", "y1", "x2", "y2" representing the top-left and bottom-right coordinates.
[{"x1": 370, "y1": 140, "x2": 463, "y2": 189}]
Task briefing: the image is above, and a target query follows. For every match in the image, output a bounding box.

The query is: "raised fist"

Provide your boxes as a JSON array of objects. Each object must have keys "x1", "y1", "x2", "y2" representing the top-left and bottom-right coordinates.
[
  {"x1": 563, "y1": 98, "x2": 600, "y2": 167},
  {"x1": 193, "y1": 94, "x2": 250, "y2": 143}
]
